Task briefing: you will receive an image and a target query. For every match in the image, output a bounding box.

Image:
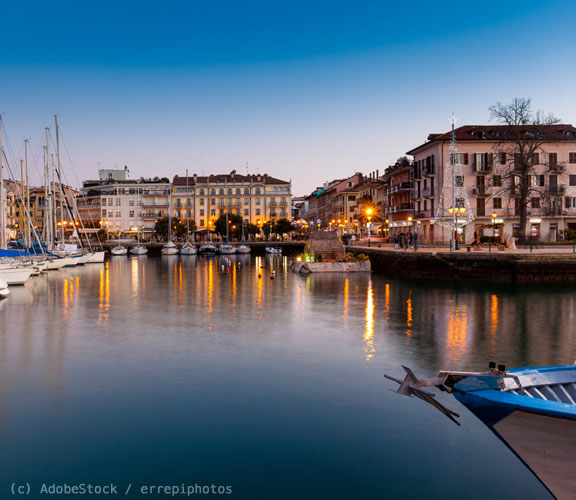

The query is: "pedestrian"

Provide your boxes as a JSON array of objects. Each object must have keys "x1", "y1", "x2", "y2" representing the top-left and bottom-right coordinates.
[
  {"x1": 399, "y1": 232, "x2": 404, "y2": 250},
  {"x1": 413, "y1": 232, "x2": 418, "y2": 251},
  {"x1": 394, "y1": 236, "x2": 399, "y2": 249}
]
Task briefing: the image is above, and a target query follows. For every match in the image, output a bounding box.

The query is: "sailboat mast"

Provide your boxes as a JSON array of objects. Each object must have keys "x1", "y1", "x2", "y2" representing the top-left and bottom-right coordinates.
[
  {"x1": 24, "y1": 138, "x2": 31, "y2": 249},
  {"x1": 54, "y1": 115, "x2": 65, "y2": 244},
  {"x1": 0, "y1": 116, "x2": 6, "y2": 249},
  {"x1": 186, "y1": 169, "x2": 190, "y2": 240},
  {"x1": 44, "y1": 128, "x2": 53, "y2": 248}
]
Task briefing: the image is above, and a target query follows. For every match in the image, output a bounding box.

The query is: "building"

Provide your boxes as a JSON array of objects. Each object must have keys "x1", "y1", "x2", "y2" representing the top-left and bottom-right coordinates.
[
  {"x1": 78, "y1": 169, "x2": 170, "y2": 236},
  {"x1": 407, "y1": 124, "x2": 576, "y2": 244},
  {"x1": 171, "y1": 171, "x2": 292, "y2": 231}
]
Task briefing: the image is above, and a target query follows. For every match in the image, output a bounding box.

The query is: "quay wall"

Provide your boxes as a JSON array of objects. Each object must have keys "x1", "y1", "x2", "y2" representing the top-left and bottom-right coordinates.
[{"x1": 346, "y1": 246, "x2": 576, "y2": 282}]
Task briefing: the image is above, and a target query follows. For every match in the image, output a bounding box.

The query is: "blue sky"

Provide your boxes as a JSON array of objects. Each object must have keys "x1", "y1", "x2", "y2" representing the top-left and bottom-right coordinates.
[{"x1": 2, "y1": 0, "x2": 576, "y2": 194}]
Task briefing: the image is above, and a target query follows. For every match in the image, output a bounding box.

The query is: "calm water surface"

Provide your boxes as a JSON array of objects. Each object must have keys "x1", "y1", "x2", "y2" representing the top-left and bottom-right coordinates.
[{"x1": 1, "y1": 255, "x2": 571, "y2": 499}]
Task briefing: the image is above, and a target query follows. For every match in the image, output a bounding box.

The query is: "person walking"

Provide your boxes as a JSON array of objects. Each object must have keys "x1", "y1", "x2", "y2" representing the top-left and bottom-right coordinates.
[{"x1": 413, "y1": 232, "x2": 419, "y2": 251}]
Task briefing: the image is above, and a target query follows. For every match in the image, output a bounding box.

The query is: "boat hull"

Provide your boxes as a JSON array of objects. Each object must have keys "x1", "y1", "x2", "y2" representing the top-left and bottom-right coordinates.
[
  {"x1": 130, "y1": 246, "x2": 148, "y2": 255},
  {"x1": 0, "y1": 268, "x2": 34, "y2": 285},
  {"x1": 85, "y1": 251, "x2": 106, "y2": 263}
]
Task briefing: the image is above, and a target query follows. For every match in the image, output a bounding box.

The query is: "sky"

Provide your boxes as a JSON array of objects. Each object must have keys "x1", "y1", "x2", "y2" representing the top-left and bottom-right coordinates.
[{"x1": 2, "y1": 0, "x2": 576, "y2": 195}]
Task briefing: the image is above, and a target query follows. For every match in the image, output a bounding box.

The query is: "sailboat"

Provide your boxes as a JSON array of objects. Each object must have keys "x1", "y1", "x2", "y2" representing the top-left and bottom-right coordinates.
[
  {"x1": 219, "y1": 210, "x2": 236, "y2": 254},
  {"x1": 162, "y1": 186, "x2": 179, "y2": 255},
  {"x1": 180, "y1": 170, "x2": 197, "y2": 255},
  {"x1": 236, "y1": 220, "x2": 251, "y2": 254},
  {"x1": 0, "y1": 278, "x2": 9, "y2": 298},
  {"x1": 130, "y1": 227, "x2": 148, "y2": 255}
]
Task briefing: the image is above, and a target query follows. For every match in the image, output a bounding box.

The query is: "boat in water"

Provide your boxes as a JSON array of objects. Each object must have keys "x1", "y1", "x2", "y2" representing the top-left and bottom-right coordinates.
[
  {"x1": 0, "y1": 278, "x2": 9, "y2": 298},
  {"x1": 161, "y1": 241, "x2": 179, "y2": 255},
  {"x1": 219, "y1": 243, "x2": 236, "y2": 254},
  {"x1": 199, "y1": 241, "x2": 218, "y2": 255},
  {"x1": 180, "y1": 241, "x2": 197, "y2": 255},
  {"x1": 265, "y1": 245, "x2": 282, "y2": 255},
  {"x1": 386, "y1": 362, "x2": 576, "y2": 500},
  {"x1": 111, "y1": 245, "x2": 128, "y2": 256},
  {"x1": 236, "y1": 243, "x2": 251, "y2": 254},
  {"x1": 130, "y1": 245, "x2": 148, "y2": 255}
]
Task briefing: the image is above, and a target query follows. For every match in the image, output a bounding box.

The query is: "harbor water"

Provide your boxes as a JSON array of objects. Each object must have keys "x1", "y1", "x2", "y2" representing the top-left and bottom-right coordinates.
[{"x1": 0, "y1": 255, "x2": 566, "y2": 499}]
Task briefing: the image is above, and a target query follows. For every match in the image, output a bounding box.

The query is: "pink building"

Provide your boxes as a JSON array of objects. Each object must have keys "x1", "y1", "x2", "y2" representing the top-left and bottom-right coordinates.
[{"x1": 407, "y1": 124, "x2": 576, "y2": 244}]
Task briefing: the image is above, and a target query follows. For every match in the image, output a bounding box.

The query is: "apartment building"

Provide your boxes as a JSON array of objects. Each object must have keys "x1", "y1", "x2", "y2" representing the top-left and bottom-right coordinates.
[
  {"x1": 171, "y1": 171, "x2": 292, "y2": 229},
  {"x1": 407, "y1": 124, "x2": 576, "y2": 244},
  {"x1": 77, "y1": 168, "x2": 170, "y2": 235}
]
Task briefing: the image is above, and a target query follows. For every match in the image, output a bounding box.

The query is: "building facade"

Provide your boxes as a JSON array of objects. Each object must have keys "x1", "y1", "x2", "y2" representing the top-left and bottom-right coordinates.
[{"x1": 407, "y1": 124, "x2": 576, "y2": 244}]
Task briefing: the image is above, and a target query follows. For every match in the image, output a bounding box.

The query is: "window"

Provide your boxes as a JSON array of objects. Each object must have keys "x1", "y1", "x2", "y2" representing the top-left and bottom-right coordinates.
[
  {"x1": 531, "y1": 152, "x2": 540, "y2": 165},
  {"x1": 228, "y1": 188, "x2": 232, "y2": 195},
  {"x1": 108, "y1": 211, "x2": 113, "y2": 217},
  {"x1": 210, "y1": 209, "x2": 216, "y2": 217},
  {"x1": 549, "y1": 152, "x2": 558, "y2": 168},
  {"x1": 102, "y1": 209, "x2": 106, "y2": 217},
  {"x1": 566, "y1": 198, "x2": 576, "y2": 209},
  {"x1": 108, "y1": 198, "x2": 113, "y2": 205},
  {"x1": 244, "y1": 209, "x2": 249, "y2": 216},
  {"x1": 115, "y1": 211, "x2": 121, "y2": 217},
  {"x1": 493, "y1": 175, "x2": 502, "y2": 187},
  {"x1": 244, "y1": 188, "x2": 250, "y2": 195},
  {"x1": 255, "y1": 188, "x2": 261, "y2": 195},
  {"x1": 256, "y1": 197, "x2": 261, "y2": 205},
  {"x1": 211, "y1": 198, "x2": 216, "y2": 205},
  {"x1": 530, "y1": 175, "x2": 545, "y2": 186},
  {"x1": 200, "y1": 209, "x2": 205, "y2": 216},
  {"x1": 499, "y1": 152, "x2": 507, "y2": 164},
  {"x1": 200, "y1": 219, "x2": 205, "y2": 227},
  {"x1": 455, "y1": 175, "x2": 464, "y2": 187},
  {"x1": 219, "y1": 188, "x2": 224, "y2": 195},
  {"x1": 199, "y1": 189, "x2": 205, "y2": 196},
  {"x1": 531, "y1": 198, "x2": 540, "y2": 209},
  {"x1": 256, "y1": 208, "x2": 261, "y2": 216},
  {"x1": 569, "y1": 175, "x2": 576, "y2": 186},
  {"x1": 211, "y1": 189, "x2": 216, "y2": 195},
  {"x1": 129, "y1": 199, "x2": 134, "y2": 206},
  {"x1": 129, "y1": 210, "x2": 134, "y2": 217},
  {"x1": 102, "y1": 199, "x2": 107, "y2": 206},
  {"x1": 244, "y1": 198, "x2": 249, "y2": 205},
  {"x1": 116, "y1": 198, "x2": 121, "y2": 206},
  {"x1": 200, "y1": 198, "x2": 205, "y2": 206},
  {"x1": 569, "y1": 152, "x2": 576, "y2": 164},
  {"x1": 454, "y1": 153, "x2": 468, "y2": 164}
]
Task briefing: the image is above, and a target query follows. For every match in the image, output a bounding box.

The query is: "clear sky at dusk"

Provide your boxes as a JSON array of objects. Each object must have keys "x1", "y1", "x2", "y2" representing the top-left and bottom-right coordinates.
[{"x1": 2, "y1": 0, "x2": 576, "y2": 195}]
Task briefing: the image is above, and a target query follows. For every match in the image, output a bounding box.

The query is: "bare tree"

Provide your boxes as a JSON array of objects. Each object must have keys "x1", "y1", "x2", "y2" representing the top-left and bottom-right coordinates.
[{"x1": 489, "y1": 98, "x2": 560, "y2": 243}]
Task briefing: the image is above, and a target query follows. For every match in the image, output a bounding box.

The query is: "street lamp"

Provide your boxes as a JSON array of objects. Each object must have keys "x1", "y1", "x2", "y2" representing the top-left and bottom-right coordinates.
[{"x1": 366, "y1": 208, "x2": 373, "y2": 247}]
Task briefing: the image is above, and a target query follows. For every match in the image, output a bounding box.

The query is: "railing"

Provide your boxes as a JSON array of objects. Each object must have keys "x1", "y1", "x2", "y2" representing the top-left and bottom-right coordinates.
[
  {"x1": 141, "y1": 201, "x2": 168, "y2": 207},
  {"x1": 472, "y1": 185, "x2": 489, "y2": 196},
  {"x1": 390, "y1": 182, "x2": 413, "y2": 193},
  {"x1": 424, "y1": 165, "x2": 435, "y2": 176},
  {"x1": 547, "y1": 185, "x2": 566, "y2": 195},
  {"x1": 475, "y1": 164, "x2": 492, "y2": 173},
  {"x1": 422, "y1": 187, "x2": 434, "y2": 197}
]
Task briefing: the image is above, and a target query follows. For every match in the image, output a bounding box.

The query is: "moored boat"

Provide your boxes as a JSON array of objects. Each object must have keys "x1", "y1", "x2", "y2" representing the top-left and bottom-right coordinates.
[
  {"x1": 236, "y1": 243, "x2": 251, "y2": 254},
  {"x1": 386, "y1": 363, "x2": 576, "y2": 500},
  {"x1": 199, "y1": 242, "x2": 218, "y2": 255},
  {"x1": 130, "y1": 245, "x2": 148, "y2": 255},
  {"x1": 111, "y1": 245, "x2": 128, "y2": 256},
  {"x1": 265, "y1": 245, "x2": 282, "y2": 255},
  {"x1": 161, "y1": 241, "x2": 179, "y2": 255},
  {"x1": 0, "y1": 267, "x2": 34, "y2": 285},
  {"x1": 0, "y1": 278, "x2": 9, "y2": 297},
  {"x1": 180, "y1": 241, "x2": 197, "y2": 255},
  {"x1": 219, "y1": 243, "x2": 236, "y2": 254}
]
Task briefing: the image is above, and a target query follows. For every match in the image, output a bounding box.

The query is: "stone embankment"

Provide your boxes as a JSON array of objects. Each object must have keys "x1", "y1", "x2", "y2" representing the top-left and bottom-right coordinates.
[
  {"x1": 290, "y1": 261, "x2": 371, "y2": 273},
  {"x1": 346, "y1": 245, "x2": 576, "y2": 281}
]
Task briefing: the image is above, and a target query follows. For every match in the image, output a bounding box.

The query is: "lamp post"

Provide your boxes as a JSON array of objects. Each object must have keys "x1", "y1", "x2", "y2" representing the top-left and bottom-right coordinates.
[{"x1": 366, "y1": 208, "x2": 373, "y2": 247}]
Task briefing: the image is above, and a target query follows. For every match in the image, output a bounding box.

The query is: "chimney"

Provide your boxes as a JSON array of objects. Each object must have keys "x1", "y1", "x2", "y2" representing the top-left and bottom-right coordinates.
[
  {"x1": 376, "y1": 169, "x2": 379, "y2": 179},
  {"x1": 257, "y1": 175, "x2": 262, "y2": 182},
  {"x1": 193, "y1": 173, "x2": 198, "y2": 183},
  {"x1": 230, "y1": 169, "x2": 236, "y2": 179}
]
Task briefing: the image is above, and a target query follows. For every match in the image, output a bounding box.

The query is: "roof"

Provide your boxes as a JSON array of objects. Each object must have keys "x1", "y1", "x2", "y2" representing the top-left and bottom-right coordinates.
[
  {"x1": 406, "y1": 124, "x2": 576, "y2": 155},
  {"x1": 173, "y1": 172, "x2": 290, "y2": 186}
]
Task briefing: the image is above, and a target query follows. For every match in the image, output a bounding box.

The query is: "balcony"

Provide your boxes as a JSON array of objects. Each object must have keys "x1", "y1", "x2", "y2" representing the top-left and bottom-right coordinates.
[
  {"x1": 472, "y1": 186, "x2": 489, "y2": 196},
  {"x1": 545, "y1": 207, "x2": 567, "y2": 216},
  {"x1": 390, "y1": 182, "x2": 413, "y2": 194},
  {"x1": 422, "y1": 187, "x2": 434, "y2": 198},
  {"x1": 142, "y1": 211, "x2": 164, "y2": 219},
  {"x1": 413, "y1": 169, "x2": 422, "y2": 180},
  {"x1": 414, "y1": 212, "x2": 428, "y2": 219},
  {"x1": 474, "y1": 164, "x2": 492, "y2": 174},
  {"x1": 424, "y1": 165, "x2": 435, "y2": 176},
  {"x1": 547, "y1": 185, "x2": 566, "y2": 195},
  {"x1": 549, "y1": 163, "x2": 566, "y2": 173},
  {"x1": 141, "y1": 200, "x2": 168, "y2": 207}
]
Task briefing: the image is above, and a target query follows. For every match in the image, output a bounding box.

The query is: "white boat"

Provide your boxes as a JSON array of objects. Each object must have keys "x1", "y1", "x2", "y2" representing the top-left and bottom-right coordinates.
[
  {"x1": 46, "y1": 258, "x2": 67, "y2": 270},
  {"x1": 199, "y1": 242, "x2": 218, "y2": 255},
  {"x1": 180, "y1": 241, "x2": 197, "y2": 255},
  {"x1": 161, "y1": 241, "x2": 179, "y2": 255},
  {"x1": 387, "y1": 363, "x2": 576, "y2": 500},
  {"x1": 0, "y1": 267, "x2": 34, "y2": 285},
  {"x1": 219, "y1": 243, "x2": 236, "y2": 254},
  {"x1": 111, "y1": 245, "x2": 128, "y2": 256},
  {"x1": 84, "y1": 251, "x2": 106, "y2": 263},
  {"x1": 236, "y1": 243, "x2": 251, "y2": 254},
  {"x1": 265, "y1": 245, "x2": 282, "y2": 254},
  {"x1": 130, "y1": 245, "x2": 148, "y2": 255},
  {"x1": 0, "y1": 278, "x2": 9, "y2": 297}
]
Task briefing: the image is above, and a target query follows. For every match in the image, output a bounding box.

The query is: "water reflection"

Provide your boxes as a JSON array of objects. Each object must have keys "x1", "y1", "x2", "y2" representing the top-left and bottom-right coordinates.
[{"x1": 364, "y1": 279, "x2": 375, "y2": 361}]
